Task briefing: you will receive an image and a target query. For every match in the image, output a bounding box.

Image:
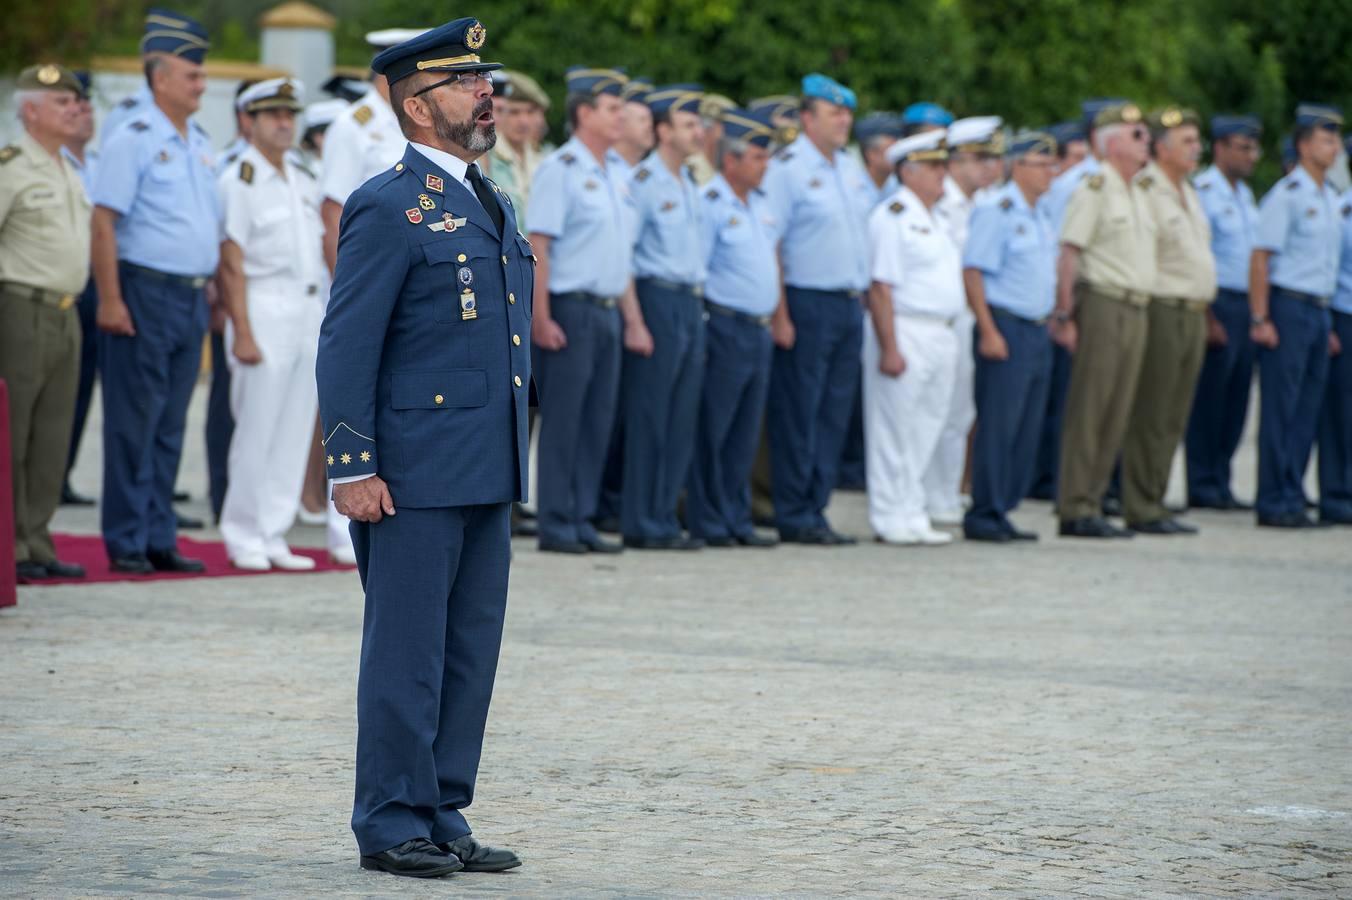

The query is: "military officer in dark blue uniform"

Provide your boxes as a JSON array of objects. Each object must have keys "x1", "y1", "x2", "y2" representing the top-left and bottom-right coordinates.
[
  {"x1": 316, "y1": 18, "x2": 527, "y2": 878},
  {"x1": 1321, "y1": 160, "x2": 1352, "y2": 525}
]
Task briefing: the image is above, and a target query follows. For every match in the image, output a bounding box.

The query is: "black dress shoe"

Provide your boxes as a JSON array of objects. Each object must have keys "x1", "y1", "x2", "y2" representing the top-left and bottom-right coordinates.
[
  {"x1": 146, "y1": 548, "x2": 206, "y2": 573},
  {"x1": 1321, "y1": 512, "x2": 1352, "y2": 526},
  {"x1": 734, "y1": 531, "x2": 779, "y2": 548},
  {"x1": 702, "y1": 535, "x2": 737, "y2": 547},
  {"x1": 778, "y1": 526, "x2": 834, "y2": 545},
  {"x1": 622, "y1": 535, "x2": 703, "y2": 550},
  {"x1": 593, "y1": 515, "x2": 622, "y2": 534},
  {"x1": 538, "y1": 538, "x2": 588, "y2": 554},
  {"x1": 360, "y1": 837, "x2": 463, "y2": 878},
  {"x1": 16, "y1": 561, "x2": 50, "y2": 582},
  {"x1": 41, "y1": 560, "x2": 86, "y2": 578},
  {"x1": 437, "y1": 835, "x2": 521, "y2": 873},
  {"x1": 964, "y1": 528, "x2": 1013, "y2": 543},
  {"x1": 1129, "y1": 519, "x2": 1179, "y2": 535},
  {"x1": 581, "y1": 535, "x2": 624, "y2": 553},
  {"x1": 110, "y1": 555, "x2": 155, "y2": 575},
  {"x1": 1006, "y1": 526, "x2": 1039, "y2": 541},
  {"x1": 1168, "y1": 518, "x2": 1199, "y2": 534},
  {"x1": 1101, "y1": 496, "x2": 1123, "y2": 518},
  {"x1": 175, "y1": 511, "x2": 204, "y2": 530},
  {"x1": 60, "y1": 483, "x2": 96, "y2": 506},
  {"x1": 824, "y1": 529, "x2": 858, "y2": 545},
  {"x1": 1060, "y1": 516, "x2": 1132, "y2": 538},
  {"x1": 1258, "y1": 512, "x2": 1314, "y2": 529}
]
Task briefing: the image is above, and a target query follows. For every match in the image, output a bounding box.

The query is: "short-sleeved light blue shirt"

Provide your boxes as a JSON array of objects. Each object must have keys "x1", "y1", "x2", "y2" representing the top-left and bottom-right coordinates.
[
  {"x1": 963, "y1": 181, "x2": 1057, "y2": 320},
  {"x1": 1194, "y1": 164, "x2": 1258, "y2": 294},
  {"x1": 700, "y1": 174, "x2": 780, "y2": 316},
  {"x1": 91, "y1": 103, "x2": 221, "y2": 276},
  {"x1": 527, "y1": 136, "x2": 632, "y2": 297},
  {"x1": 98, "y1": 84, "x2": 153, "y2": 148},
  {"x1": 1255, "y1": 164, "x2": 1342, "y2": 297},
  {"x1": 630, "y1": 152, "x2": 705, "y2": 285},
  {"x1": 761, "y1": 133, "x2": 872, "y2": 292},
  {"x1": 1039, "y1": 155, "x2": 1100, "y2": 234}
]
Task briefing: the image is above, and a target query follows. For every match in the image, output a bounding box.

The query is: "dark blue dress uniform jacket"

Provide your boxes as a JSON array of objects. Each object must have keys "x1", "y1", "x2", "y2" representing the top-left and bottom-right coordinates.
[{"x1": 317, "y1": 145, "x2": 533, "y2": 507}]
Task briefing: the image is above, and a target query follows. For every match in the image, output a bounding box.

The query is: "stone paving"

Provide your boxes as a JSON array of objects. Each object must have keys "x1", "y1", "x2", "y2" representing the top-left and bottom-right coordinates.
[{"x1": 1, "y1": 386, "x2": 1350, "y2": 897}]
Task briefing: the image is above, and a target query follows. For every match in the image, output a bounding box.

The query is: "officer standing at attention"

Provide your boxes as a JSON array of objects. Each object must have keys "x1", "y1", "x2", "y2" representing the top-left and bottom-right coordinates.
[
  {"x1": 686, "y1": 108, "x2": 781, "y2": 547},
  {"x1": 621, "y1": 85, "x2": 708, "y2": 550},
  {"x1": 611, "y1": 76, "x2": 655, "y2": 178},
  {"x1": 528, "y1": 67, "x2": 634, "y2": 554},
  {"x1": 856, "y1": 112, "x2": 904, "y2": 207},
  {"x1": 1320, "y1": 160, "x2": 1352, "y2": 525},
  {"x1": 1051, "y1": 101, "x2": 1155, "y2": 538},
  {"x1": 961, "y1": 131, "x2": 1059, "y2": 543},
  {"x1": 99, "y1": 9, "x2": 182, "y2": 142},
  {"x1": 90, "y1": 13, "x2": 217, "y2": 574},
  {"x1": 1, "y1": 64, "x2": 91, "y2": 582},
  {"x1": 1048, "y1": 121, "x2": 1088, "y2": 176},
  {"x1": 1122, "y1": 107, "x2": 1214, "y2": 535},
  {"x1": 316, "y1": 18, "x2": 527, "y2": 877},
  {"x1": 762, "y1": 73, "x2": 874, "y2": 544},
  {"x1": 1249, "y1": 104, "x2": 1343, "y2": 528},
  {"x1": 1186, "y1": 115, "x2": 1263, "y2": 510},
  {"x1": 863, "y1": 131, "x2": 963, "y2": 546}
]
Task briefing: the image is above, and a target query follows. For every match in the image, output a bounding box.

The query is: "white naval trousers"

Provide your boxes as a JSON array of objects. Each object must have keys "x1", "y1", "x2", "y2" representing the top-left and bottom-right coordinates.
[
  {"x1": 862, "y1": 314, "x2": 959, "y2": 537},
  {"x1": 922, "y1": 310, "x2": 975, "y2": 517},
  {"x1": 219, "y1": 287, "x2": 324, "y2": 560}
]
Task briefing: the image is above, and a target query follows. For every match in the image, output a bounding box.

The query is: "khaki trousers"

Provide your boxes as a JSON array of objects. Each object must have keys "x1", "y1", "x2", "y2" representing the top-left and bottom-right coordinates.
[
  {"x1": 1123, "y1": 301, "x2": 1208, "y2": 525},
  {"x1": 1057, "y1": 285, "x2": 1149, "y2": 521},
  {"x1": 0, "y1": 286, "x2": 81, "y2": 563}
]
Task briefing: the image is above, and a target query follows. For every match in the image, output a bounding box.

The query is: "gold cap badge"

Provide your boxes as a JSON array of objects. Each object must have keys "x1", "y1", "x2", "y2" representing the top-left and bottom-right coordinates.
[{"x1": 465, "y1": 22, "x2": 486, "y2": 50}]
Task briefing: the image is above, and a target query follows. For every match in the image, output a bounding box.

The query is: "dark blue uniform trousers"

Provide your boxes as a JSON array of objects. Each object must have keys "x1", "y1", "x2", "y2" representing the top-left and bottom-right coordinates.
[
  {"x1": 205, "y1": 330, "x2": 234, "y2": 521},
  {"x1": 687, "y1": 308, "x2": 772, "y2": 540},
  {"x1": 65, "y1": 278, "x2": 99, "y2": 484},
  {"x1": 1318, "y1": 309, "x2": 1352, "y2": 521},
  {"x1": 349, "y1": 503, "x2": 510, "y2": 855},
  {"x1": 1185, "y1": 288, "x2": 1256, "y2": 506},
  {"x1": 965, "y1": 311, "x2": 1053, "y2": 537},
  {"x1": 1028, "y1": 343, "x2": 1071, "y2": 500},
  {"x1": 768, "y1": 287, "x2": 862, "y2": 533},
  {"x1": 99, "y1": 264, "x2": 206, "y2": 559},
  {"x1": 1256, "y1": 289, "x2": 1331, "y2": 520},
  {"x1": 621, "y1": 279, "x2": 705, "y2": 540},
  {"x1": 534, "y1": 295, "x2": 622, "y2": 544}
]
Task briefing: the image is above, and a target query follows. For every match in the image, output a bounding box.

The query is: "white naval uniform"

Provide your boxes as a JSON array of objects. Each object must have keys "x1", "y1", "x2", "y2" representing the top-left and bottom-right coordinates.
[
  {"x1": 216, "y1": 145, "x2": 330, "y2": 562},
  {"x1": 864, "y1": 186, "x2": 966, "y2": 539},
  {"x1": 319, "y1": 92, "x2": 403, "y2": 207},
  {"x1": 928, "y1": 173, "x2": 978, "y2": 520}
]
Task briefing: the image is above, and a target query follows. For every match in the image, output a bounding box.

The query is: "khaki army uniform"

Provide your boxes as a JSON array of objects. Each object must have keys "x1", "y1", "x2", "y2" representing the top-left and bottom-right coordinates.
[
  {"x1": 1123, "y1": 160, "x2": 1216, "y2": 525},
  {"x1": 0, "y1": 131, "x2": 92, "y2": 563},
  {"x1": 1057, "y1": 162, "x2": 1157, "y2": 520}
]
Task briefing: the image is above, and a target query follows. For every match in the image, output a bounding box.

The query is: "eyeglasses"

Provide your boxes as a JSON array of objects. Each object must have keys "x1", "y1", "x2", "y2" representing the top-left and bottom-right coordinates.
[{"x1": 414, "y1": 71, "x2": 494, "y2": 97}]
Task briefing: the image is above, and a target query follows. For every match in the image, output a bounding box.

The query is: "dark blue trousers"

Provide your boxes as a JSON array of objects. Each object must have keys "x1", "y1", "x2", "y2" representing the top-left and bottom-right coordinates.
[
  {"x1": 595, "y1": 411, "x2": 623, "y2": 524},
  {"x1": 534, "y1": 295, "x2": 621, "y2": 544},
  {"x1": 621, "y1": 280, "x2": 706, "y2": 540},
  {"x1": 99, "y1": 264, "x2": 206, "y2": 559},
  {"x1": 1318, "y1": 310, "x2": 1352, "y2": 521},
  {"x1": 965, "y1": 311, "x2": 1053, "y2": 536},
  {"x1": 768, "y1": 287, "x2": 863, "y2": 533},
  {"x1": 205, "y1": 330, "x2": 234, "y2": 521},
  {"x1": 1186, "y1": 289, "x2": 1256, "y2": 505},
  {"x1": 1256, "y1": 289, "x2": 1331, "y2": 520},
  {"x1": 687, "y1": 310, "x2": 772, "y2": 540},
  {"x1": 837, "y1": 386, "x2": 866, "y2": 488},
  {"x1": 64, "y1": 278, "x2": 99, "y2": 484},
  {"x1": 1028, "y1": 342, "x2": 1071, "y2": 500},
  {"x1": 349, "y1": 503, "x2": 510, "y2": 856}
]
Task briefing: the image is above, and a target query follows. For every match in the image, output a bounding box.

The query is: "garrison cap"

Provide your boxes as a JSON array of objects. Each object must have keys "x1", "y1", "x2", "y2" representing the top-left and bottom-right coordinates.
[
  {"x1": 140, "y1": 8, "x2": 210, "y2": 63},
  {"x1": 647, "y1": 84, "x2": 703, "y2": 117},
  {"x1": 802, "y1": 73, "x2": 855, "y2": 110},
  {"x1": 72, "y1": 70, "x2": 92, "y2": 99},
  {"x1": 721, "y1": 106, "x2": 777, "y2": 148},
  {"x1": 901, "y1": 102, "x2": 953, "y2": 128},
  {"x1": 1082, "y1": 97, "x2": 1127, "y2": 129},
  {"x1": 700, "y1": 93, "x2": 737, "y2": 121},
  {"x1": 503, "y1": 70, "x2": 550, "y2": 109},
  {"x1": 237, "y1": 78, "x2": 304, "y2": 114},
  {"x1": 621, "y1": 77, "x2": 653, "y2": 103},
  {"x1": 1093, "y1": 101, "x2": 1143, "y2": 129},
  {"x1": 16, "y1": 64, "x2": 83, "y2": 95},
  {"x1": 1147, "y1": 105, "x2": 1200, "y2": 134},
  {"x1": 749, "y1": 95, "x2": 798, "y2": 120},
  {"x1": 1007, "y1": 130, "x2": 1057, "y2": 159},
  {"x1": 1295, "y1": 103, "x2": 1343, "y2": 130},
  {"x1": 1210, "y1": 114, "x2": 1262, "y2": 140},
  {"x1": 855, "y1": 112, "x2": 904, "y2": 144},
  {"x1": 1047, "y1": 120, "x2": 1086, "y2": 148},
  {"x1": 372, "y1": 18, "x2": 501, "y2": 85},
  {"x1": 886, "y1": 129, "x2": 947, "y2": 166},
  {"x1": 566, "y1": 66, "x2": 628, "y2": 97}
]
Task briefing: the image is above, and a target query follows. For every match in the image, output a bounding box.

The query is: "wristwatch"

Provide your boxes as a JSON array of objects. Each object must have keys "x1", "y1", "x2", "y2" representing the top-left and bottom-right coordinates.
[
  {"x1": 1052, "y1": 310, "x2": 1071, "y2": 324},
  {"x1": 1250, "y1": 315, "x2": 1268, "y2": 326}
]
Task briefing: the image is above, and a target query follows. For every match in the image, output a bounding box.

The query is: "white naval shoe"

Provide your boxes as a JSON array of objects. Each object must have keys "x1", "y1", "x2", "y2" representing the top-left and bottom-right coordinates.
[
  {"x1": 268, "y1": 551, "x2": 317, "y2": 571},
  {"x1": 295, "y1": 507, "x2": 327, "y2": 527},
  {"x1": 329, "y1": 545, "x2": 357, "y2": 566},
  {"x1": 232, "y1": 553, "x2": 271, "y2": 571},
  {"x1": 876, "y1": 527, "x2": 954, "y2": 546}
]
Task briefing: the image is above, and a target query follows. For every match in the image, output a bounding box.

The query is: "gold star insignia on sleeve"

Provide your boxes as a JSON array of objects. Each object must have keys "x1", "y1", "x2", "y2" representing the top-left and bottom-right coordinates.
[
  {"x1": 327, "y1": 454, "x2": 335, "y2": 466},
  {"x1": 340, "y1": 453, "x2": 352, "y2": 465},
  {"x1": 360, "y1": 451, "x2": 372, "y2": 462}
]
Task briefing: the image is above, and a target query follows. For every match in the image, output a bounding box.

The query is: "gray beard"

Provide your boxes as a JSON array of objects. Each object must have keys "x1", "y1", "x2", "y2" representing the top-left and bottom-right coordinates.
[{"x1": 430, "y1": 102, "x2": 496, "y2": 153}]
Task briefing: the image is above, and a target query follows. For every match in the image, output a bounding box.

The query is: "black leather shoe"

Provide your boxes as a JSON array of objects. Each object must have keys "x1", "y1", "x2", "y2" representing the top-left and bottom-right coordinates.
[
  {"x1": 146, "y1": 549, "x2": 206, "y2": 572},
  {"x1": 1129, "y1": 519, "x2": 1181, "y2": 535},
  {"x1": 964, "y1": 528, "x2": 1013, "y2": 543},
  {"x1": 623, "y1": 535, "x2": 704, "y2": 550},
  {"x1": 702, "y1": 535, "x2": 737, "y2": 547},
  {"x1": 778, "y1": 526, "x2": 834, "y2": 545},
  {"x1": 1168, "y1": 518, "x2": 1199, "y2": 534},
  {"x1": 1101, "y1": 496, "x2": 1123, "y2": 518},
  {"x1": 60, "y1": 483, "x2": 96, "y2": 506},
  {"x1": 593, "y1": 515, "x2": 621, "y2": 534},
  {"x1": 438, "y1": 835, "x2": 522, "y2": 873},
  {"x1": 16, "y1": 561, "x2": 50, "y2": 582},
  {"x1": 1006, "y1": 526, "x2": 1039, "y2": 541},
  {"x1": 41, "y1": 560, "x2": 86, "y2": 578},
  {"x1": 1258, "y1": 512, "x2": 1314, "y2": 529},
  {"x1": 175, "y1": 511, "x2": 204, "y2": 531},
  {"x1": 110, "y1": 555, "x2": 155, "y2": 575},
  {"x1": 360, "y1": 837, "x2": 463, "y2": 878},
  {"x1": 1322, "y1": 512, "x2": 1352, "y2": 526},
  {"x1": 734, "y1": 531, "x2": 779, "y2": 548},
  {"x1": 581, "y1": 535, "x2": 624, "y2": 553},
  {"x1": 538, "y1": 539, "x2": 588, "y2": 554},
  {"x1": 824, "y1": 529, "x2": 858, "y2": 545},
  {"x1": 1060, "y1": 516, "x2": 1132, "y2": 538}
]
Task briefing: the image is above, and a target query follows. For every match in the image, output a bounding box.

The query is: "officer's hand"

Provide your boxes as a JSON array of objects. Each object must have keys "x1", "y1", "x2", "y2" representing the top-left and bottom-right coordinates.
[
  {"x1": 533, "y1": 316, "x2": 567, "y2": 352},
  {"x1": 1251, "y1": 321, "x2": 1279, "y2": 349},
  {"x1": 977, "y1": 328, "x2": 1010, "y2": 361},
  {"x1": 624, "y1": 320, "x2": 654, "y2": 357},
  {"x1": 879, "y1": 347, "x2": 907, "y2": 378},
  {"x1": 771, "y1": 316, "x2": 796, "y2": 350},
  {"x1": 333, "y1": 476, "x2": 395, "y2": 524},
  {"x1": 1052, "y1": 319, "x2": 1077, "y2": 353},
  {"x1": 1205, "y1": 316, "x2": 1229, "y2": 347},
  {"x1": 97, "y1": 297, "x2": 136, "y2": 337},
  {"x1": 1332, "y1": 330, "x2": 1343, "y2": 357},
  {"x1": 232, "y1": 331, "x2": 263, "y2": 366}
]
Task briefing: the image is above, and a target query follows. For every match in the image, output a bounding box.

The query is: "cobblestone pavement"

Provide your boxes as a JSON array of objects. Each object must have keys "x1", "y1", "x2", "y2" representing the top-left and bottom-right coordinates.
[{"x1": 2, "y1": 387, "x2": 1350, "y2": 897}]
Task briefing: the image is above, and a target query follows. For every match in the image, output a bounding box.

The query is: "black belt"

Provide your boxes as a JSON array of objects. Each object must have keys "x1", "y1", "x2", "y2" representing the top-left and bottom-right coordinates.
[
  {"x1": 0, "y1": 281, "x2": 78, "y2": 310},
  {"x1": 552, "y1": 290, "x2": 618, "y2": 310},
  {"x1": 704, "y1": 299, "x2": 772, "y2": 328},
  {"x1": 637, "y1": 276, "x2": 702, "y2": 297},
  {"x1": 1273, "y1": 286, "x2": 1332, "y2": 309},
  {"x1": 991, "y1": 306, "x2": 1050, "y2": 327},
  {"x1": 787, "y1": 286, "x2": 865, "y2": 302},
  {"x1": 121, "y1": 261, "x2": 211, "y2": 289}
]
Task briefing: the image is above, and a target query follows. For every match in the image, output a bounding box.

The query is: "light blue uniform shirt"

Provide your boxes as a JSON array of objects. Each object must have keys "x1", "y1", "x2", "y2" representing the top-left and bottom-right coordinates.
[
  {"x1": 1040, "y1": 154, "x2": 1100, "y2": 233},
  {"x1": 527, "y1": 136, "x2": 632, "y2": 297},
  {"x1": 1333, "y1": 189, "x2": 1352, "y2": 313},
  {"x1": 1194, "y1": 164, "x2": 1258, "y2": 293},
  {"x1": 963, "y1": 181, "x2": 1057, "y2": 320},
  {"x1": 92, "y1": 103, "x2": 221, "y2": 276},
  {"x1": 60, "y1": 145, "x2": 97, "y2": 198},
  {"x1": 761, "y1": 133, "x2": 872, "y2": 292},
  {"x1": 99, "y1": 84, "x2": 153, "y2": 148},
  {"x1": 1255, "y1": 164, "x2": 1342, "y2": 298},
  {"x1": 700, "y1": 174, "x2": 780, "y2": 316},
  {"x1": 630, "y1": 152, "x2": 705, "y2": 285}
]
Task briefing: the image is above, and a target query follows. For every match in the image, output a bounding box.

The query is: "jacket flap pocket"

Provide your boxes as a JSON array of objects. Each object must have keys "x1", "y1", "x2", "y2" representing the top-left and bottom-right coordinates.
[{"x1": 390, "y1": 369, "x2": 488, "y2": 409}]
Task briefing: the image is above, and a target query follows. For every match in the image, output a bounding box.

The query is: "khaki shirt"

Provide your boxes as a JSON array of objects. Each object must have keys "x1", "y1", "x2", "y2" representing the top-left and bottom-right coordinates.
[
  {"x1": 0, "y1": 131, "x2": 91, "y2": 294},
  {"x1": 1060, "y1": 162, "x2": 1155, "y2": 293},
  {"x1": 1136, "y1": 161, "x2": 1215, "y2": 301},
  {"x1": 485, "y1": 139, "x2": 541, "y2": 221}
]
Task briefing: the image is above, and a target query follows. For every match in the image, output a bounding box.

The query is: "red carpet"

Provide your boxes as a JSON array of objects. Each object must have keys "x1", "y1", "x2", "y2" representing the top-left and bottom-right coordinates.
[{"x1": 26, "y1": 534, "x2": 357, "y2": 586}]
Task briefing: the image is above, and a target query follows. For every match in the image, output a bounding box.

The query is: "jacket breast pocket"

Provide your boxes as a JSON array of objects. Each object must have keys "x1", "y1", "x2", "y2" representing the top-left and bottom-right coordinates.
[
  {"x1": 390, "y1": 369, "x2": 488, "y2": 409},
  {"x1": 423, "y1": 239, "x2": 499, "y2": 324}
]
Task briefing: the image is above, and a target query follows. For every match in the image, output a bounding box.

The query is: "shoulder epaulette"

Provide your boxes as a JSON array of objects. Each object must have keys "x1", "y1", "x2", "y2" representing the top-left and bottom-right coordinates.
[
  {"x1": 191, "y1": 121, "x2": 209, "y2": 137},
  {"x1": 1137, "y1": 175, "x2": 1154, "y2": 190},
  {"x1": 705, "y1": 188, "x2": 720, "y2": 201},
  {"x1": 684, "y1": 164, "x2": 696, "y2": 180},
  {"x1": 560, "y1": 152, "x2": 576, "y2": 165},
  {"x1": 353, "y1": 105, "x2": 373, "y2": 126},
  {"x1": 634, "y1": 167, "x2": 651, "y2": 182},
  {"x1": 118, "y1": 97, "x2": 138, "y2": 110},
  {"x1": 0, "y1": 145, "x2": 19, "y2": 165},
  {"x1": 998, "y1": 197, "x2": 1013, "y2": 211},
  {"x1": 295, "y1": 162, "x2": 317, "y2": 180},
  {"x1": 223, "y1": 151, "x2": 240, "y2": 166},
  {"x1": 889, "y1": 200, "x2": 905, "y2": 214},
  {"x1": 1197, "y1": 181, "x2": 1211, "y2": 191},
  {"x1": 774, "y1": 148, "x2": 794, "y2": 162},
  {"x1": 129, "y1": 121, "x2": 150, "y2": 132},
  {"x1": 1286, "y1": 178, "x2": 1300, "y2": 191},
  {"x1": 1343, "y1": 203, "x2": 1352, "y2": 218},
  {"x1": 239, "y1": 161, "x2": 254, "y2": 185},
  {"x1": 1087, "y1": 174, "x2": 1105, "y2": 191}
]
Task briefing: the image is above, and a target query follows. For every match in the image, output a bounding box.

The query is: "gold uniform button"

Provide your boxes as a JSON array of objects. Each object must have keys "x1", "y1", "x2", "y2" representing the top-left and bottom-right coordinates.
[
  {"x1": 457, "y1": 253, "x2": 467, "y2": 263},
  {"x1": 508, "y1": 292, "x2": 516, "y2": 303},
  {"x1": 512, "y1": 334, "x2": 521, "y2": 346},
  {"x1": 434, "y1": 394, "x2": 444, "y2": 405},
  {"x1": 513, "y1": 375, "x2": 522, "y2": 388},
  {"x1": 395, "y1": 163, "x2": 404, "y2": 171}
]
